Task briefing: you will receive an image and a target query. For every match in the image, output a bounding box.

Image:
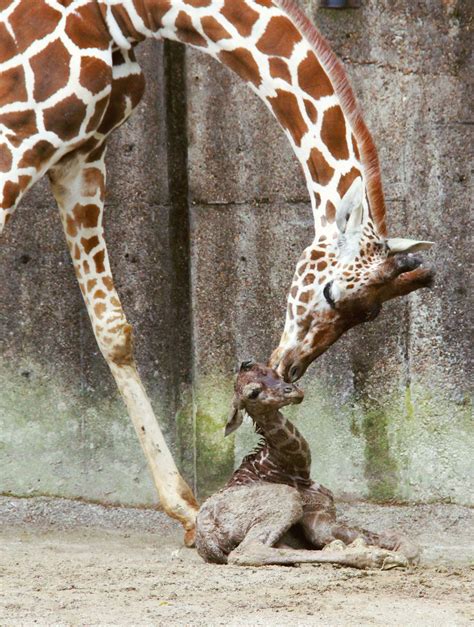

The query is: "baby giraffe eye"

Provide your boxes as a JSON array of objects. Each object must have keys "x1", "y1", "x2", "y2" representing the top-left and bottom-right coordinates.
[
  {"x1": 247, "y1": 387, "x2": 261, "y2": 399},
  {"x1": 323, "y1": 281, "x2": 336, "y2": 309}
]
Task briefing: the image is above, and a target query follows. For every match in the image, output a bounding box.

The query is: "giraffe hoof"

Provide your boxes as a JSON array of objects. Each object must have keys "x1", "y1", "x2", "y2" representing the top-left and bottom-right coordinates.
[
  {"x1": 348, "y1": 538, "x2": 368, "y2": 549},
  {"x1": 323, "y1": 540, "x2": 346, "y2": 552},
  {"x1": 184, "y1": 526, "x2": 196, "y2": 548}
]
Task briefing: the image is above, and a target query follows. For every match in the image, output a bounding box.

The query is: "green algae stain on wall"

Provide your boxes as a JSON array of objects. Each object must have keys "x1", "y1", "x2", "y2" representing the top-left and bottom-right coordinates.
[
  {"x1": 194, "y1": 374, "x2": 235, "y2": 499},
  {"x1": 360, "y1": 399, "x2": 399, "y2": 501}
]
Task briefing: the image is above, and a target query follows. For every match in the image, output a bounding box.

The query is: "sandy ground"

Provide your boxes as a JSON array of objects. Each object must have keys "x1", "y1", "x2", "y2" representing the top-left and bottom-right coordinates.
[{"x1": 0, "y1": 496, "x2": 473, "y2": 626}]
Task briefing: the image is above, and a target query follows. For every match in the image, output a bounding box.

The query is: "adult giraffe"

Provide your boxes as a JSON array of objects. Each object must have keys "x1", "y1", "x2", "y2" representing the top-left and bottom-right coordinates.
[{"x1": 0, "y1": 0, "x2": 434, "y2": 543}]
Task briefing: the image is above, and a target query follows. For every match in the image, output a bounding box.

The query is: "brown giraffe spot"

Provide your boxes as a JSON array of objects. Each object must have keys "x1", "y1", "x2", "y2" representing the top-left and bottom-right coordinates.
[
  {"x1": 44, "y1": 95, "x2": 87, "y2": 141},
  {"x1": 221, "y1": 0, "x2": 259, "y2": 37},
  {"x1": 321, "y1": 106, "x2": 349, "y2": 160},
  {"x1": 65, "y1": 216, "x2": 77, "y2": 238},
  {"x1": 303, "y1": 99, "x2": 317, "y2": 124},
  {"x1": 351, "y1": 134, "x2": 360, "y2": 160},
  {"x1": 83, "y1": 260, "x2": 90, "y2": 274},
  {"x1": 111, "y1": 297, "x2": 121, "y2": 308},
  {"x1": 30, "y1": 39, "x2": 71, "y2": 102},
  {"x1": 338, "y1": 167, "x2": 361, "y2": 199},
  {"x1": 9, "y1": 0, "x2": 61, "y2": 53},
  {"x1": 303, "y1": 273, "x2": 315, "y2": 286},
  {"x1": 201, "y1": 15, "x2": 231, "y2": 40},
  {"x1": 318, "y1": 275, "x2": 326, "y2": 284},
  {"x1": 184, "y1": 0, "x2": 211, "y2": 6},
  {"x1": 307, "y1": 147, "x2": 334, "y2": 185},
  {"x1": 132, "y1": 0, "x2": 171, "y2": 29},
  {"x1": 80, "y1": 56, "x2": 111, "y2": 95},
  {"x1": 268, "y1": 89, "x2": 308, "y2": 146},
  {"x1": 310, "y1": 249, "x2": 324, "y2": 260},
  {"x1": 94, "y1": 303, "x2": 106, "y2": 318},
  {"x1": 102, "y1": 277, "x2": 114, "y2": 291},
  {"x1": 109, "y1": 323, "x2": 134, "y2": 365},
  {"x1": 254, "y1": 0, "x2": 273, "y2": 6},
  {"x1": 297, "y1": 51, "x2": 333, "y2": 101},
  {"x1": 326, "y1": 200, "x2": 336, "y2": 223},
  {"x1": 18, "y1": 140, "x2": 55, "y2": 170},
  {"x1": 290, "y1": 285, "x2": 298, "y2": 298},
  {"x1": 73, "y1": 203, "x2": 100, "y2": 229},
  {"x1": 0, "y1": 66, "x2": 27, "y2": 107},
  {"x1": 93, "y1": 250, "x2": 106, "y2": 274},
  {"x1": 257, "y1": 16, "x2": 302, "y2": 58},
  {"x1": 0, "y1": 23, "x2": 16, "y2": 63},
  {"x1": 94, "y1": 289, "x2": 106, "y2": 300},
  {"x1": 219, "y1": 48, "x2": 261, "y2": 87},
  {"x1": 296, "y1": 305, "x2": 306, "y2": 316},
  {"x1": 96, "y1": 70, "x2": 145, "y2": 135},
  {"x1": 0, "y1": 110, "x2": 37, "y2": 139},
  {"x1": 317, "y1": 261, "x2": 327, "y2": 271},
  {"x1": 65, "y1": 3, "x2": 111, "y2": 49},
  {"x1": 175, "y1": 11, "x2": 208, "y2": 47},
  {"x1": 297, "y1": 262, "x2": 307, "y2": 276},
  {"x1": 81, "y1": 236, "x2": 100, "y2": 254},
  {"x1": 2, "y1": 179, "x2": 28, "y2": 208},
  {"x1": 83, "y1": 168, "x2": 105, "y2": 199},
  {"x1": 300, "y1": 290, "x2": 313, "y2": 304},
  {"x1": 0, "y1": 145, "x2": 12, "y2": 173},
  {"x1": 268, "y1": 58, "x2": 291, "y2": 83},
  {"x1": 87, "y1": 279, "x2": 97, "y2": 292},
  {"x1": 86, "y1": 96, "x2": 110, "y2": 134},
  {"x1": 319, "y1": 235, "x2": 327, "y2": 242},
  {"x1": 346, "y1": 284, "x2": 354, "y2": 289}
]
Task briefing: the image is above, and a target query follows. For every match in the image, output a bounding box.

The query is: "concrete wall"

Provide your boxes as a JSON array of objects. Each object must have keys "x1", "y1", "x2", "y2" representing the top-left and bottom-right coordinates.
[{"x1": 1, "y1": 1, "x2": 472, "y2": 507}]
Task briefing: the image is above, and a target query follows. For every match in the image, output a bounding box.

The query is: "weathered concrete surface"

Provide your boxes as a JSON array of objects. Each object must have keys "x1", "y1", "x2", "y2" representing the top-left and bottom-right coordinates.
[
  {"x1": 1, "y1": 2, "x2": 473, "y2": 506},
  {"x1": 187, "y1": 0, "x2": 473, "y2": 501}
]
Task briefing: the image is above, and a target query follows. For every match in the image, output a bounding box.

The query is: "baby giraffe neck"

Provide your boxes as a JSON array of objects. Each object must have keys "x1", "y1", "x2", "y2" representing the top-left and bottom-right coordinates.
[{"x1": 227, "y1": 408, "x2": 312, "y2": 489}]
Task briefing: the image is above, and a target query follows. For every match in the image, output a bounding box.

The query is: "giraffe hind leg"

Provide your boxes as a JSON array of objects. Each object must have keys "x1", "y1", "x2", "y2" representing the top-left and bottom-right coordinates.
[{"x1": 49, "y1": 146, "x2": 199, "y2": 543}]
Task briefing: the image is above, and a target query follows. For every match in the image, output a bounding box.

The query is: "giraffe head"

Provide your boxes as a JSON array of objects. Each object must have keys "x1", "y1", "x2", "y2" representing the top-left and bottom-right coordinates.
[
  {"x1": 270, "y1": 179, "x2": 435, "y2": 382},
  {"x1": 225, "y1": 360, "x2": 304, "y2": 436}
]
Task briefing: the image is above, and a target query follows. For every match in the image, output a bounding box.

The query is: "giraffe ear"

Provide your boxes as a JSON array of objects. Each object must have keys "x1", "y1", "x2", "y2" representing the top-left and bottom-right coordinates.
[
  {"x1": 336, "y1": 178, "x2": 364, "y2": 235},
  {"x1": 386, "y1": 238, "x2": 434, "y2": 255},
  {"x1": 224, "y1": 403, "x2": 244, "y2": 437}
]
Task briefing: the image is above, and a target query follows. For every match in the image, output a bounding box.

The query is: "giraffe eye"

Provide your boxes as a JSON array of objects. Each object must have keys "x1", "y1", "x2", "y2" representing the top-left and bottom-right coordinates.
[
  {"x1": 247, "y1": 387, "x2": 261, "y2": 399},
  {"x1": 323, "y1": 281, "x2": 336, "y2": 309}
]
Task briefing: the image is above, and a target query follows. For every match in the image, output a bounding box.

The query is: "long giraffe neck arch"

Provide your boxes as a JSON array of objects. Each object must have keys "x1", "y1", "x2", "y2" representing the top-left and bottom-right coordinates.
[
  {"x1": 0, "y1": 0, "x2": 434, "y2": 540},
  {"x1": 104, "y1": 0, "x2": 385, "y2": 231}
]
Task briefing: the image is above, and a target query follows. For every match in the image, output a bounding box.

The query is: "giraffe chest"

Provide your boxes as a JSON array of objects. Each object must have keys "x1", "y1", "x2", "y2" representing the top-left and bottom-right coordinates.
[{"x1": 226, "y1": 447, "x2": 312, "y2": 490}]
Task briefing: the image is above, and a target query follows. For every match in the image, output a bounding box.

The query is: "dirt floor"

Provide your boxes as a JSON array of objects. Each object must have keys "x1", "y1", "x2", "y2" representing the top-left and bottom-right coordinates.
[{"x1": 0, "y1": 496, "x2": 472, "y2": 626}]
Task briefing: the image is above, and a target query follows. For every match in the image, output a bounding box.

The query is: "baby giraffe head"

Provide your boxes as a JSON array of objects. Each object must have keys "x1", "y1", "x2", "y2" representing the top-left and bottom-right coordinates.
[
  {"x1": 270, "y1": 178, "x2": 435, "y2": 382},
  {"x1": 225, "y1": 359, "x2": 304, "y2": 436}
]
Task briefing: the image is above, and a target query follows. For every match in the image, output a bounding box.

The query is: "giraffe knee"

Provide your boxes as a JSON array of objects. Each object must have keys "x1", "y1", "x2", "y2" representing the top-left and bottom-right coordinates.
[{"x1": 100, "y1": 322, "x2": 135, "y2": 365}]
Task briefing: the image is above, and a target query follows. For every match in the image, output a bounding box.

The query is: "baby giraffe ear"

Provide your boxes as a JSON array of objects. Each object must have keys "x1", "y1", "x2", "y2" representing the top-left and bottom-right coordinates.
[{"x1": 224, "y1": 402, "x2": 244, "y2": 437}]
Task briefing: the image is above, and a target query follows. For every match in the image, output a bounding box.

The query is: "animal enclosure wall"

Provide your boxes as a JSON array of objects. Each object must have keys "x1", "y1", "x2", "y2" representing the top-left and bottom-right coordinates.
[{"x1": 1, "y1": 1, "x2": 472, "y2": 506}]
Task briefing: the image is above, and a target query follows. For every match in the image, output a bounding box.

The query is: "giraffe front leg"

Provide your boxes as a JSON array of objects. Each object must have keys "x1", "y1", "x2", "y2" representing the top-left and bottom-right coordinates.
[{"x1": 49, "y1": 148, "x2": 199, "y2": 545}]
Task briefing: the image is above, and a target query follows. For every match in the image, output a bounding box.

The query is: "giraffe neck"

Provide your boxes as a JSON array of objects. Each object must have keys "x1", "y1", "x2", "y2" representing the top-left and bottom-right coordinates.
[
  {"x1": 227, "y1": 409, "x2": 312, "y2": 488},
  {"x1": 101, "y1": 0, "x2": 384, "y2": 237}
]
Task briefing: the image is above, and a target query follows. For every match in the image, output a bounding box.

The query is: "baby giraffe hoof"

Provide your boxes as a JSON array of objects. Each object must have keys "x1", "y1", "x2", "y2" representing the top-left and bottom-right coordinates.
[{"x1": 323, "y1": 540, "x2": 346, "y2": 552}]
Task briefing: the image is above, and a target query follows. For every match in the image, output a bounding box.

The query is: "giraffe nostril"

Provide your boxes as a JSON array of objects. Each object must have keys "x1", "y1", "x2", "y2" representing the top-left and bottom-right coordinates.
[{"x1": 283, "y1": 386, "x2": 294, "y2": 394}]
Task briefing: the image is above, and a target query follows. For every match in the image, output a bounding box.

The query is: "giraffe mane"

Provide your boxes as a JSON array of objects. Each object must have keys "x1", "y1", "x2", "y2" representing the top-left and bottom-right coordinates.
[{"x1": 276, "y1": 0, "x2": 387, "y2": 236}]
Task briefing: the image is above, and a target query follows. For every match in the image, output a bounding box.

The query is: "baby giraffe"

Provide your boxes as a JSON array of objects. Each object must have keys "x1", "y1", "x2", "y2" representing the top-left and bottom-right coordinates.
[{"x1": 195, "y1": 361, "x2": 419, "y2": 569}]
